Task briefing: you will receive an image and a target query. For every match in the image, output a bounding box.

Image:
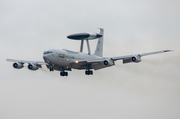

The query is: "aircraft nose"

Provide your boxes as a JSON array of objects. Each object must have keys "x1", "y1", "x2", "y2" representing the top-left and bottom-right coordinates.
[
  {"x1": 43, "y1": 54, "x2": 47, "y2": 60},
  {"x1": 43, "y1": 55, "x2": 50, "y2": 63},
  {"x1": 43, "y1": 55, "x2": 46, "y2": 58},
  {"x1": 43, "y1": 52, "x2": 48, "y2": 59}
]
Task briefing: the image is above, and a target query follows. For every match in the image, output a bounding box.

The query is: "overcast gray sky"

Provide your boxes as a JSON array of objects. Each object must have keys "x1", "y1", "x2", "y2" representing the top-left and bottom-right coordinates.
[{"x1": 0, "y1": 0, "x2": 180, "y2": 119}]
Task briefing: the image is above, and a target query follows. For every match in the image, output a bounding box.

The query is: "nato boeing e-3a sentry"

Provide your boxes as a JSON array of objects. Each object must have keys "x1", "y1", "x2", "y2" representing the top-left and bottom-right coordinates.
[{"x1": 7, "y1": 28, "x2": 172, "y2": 76}]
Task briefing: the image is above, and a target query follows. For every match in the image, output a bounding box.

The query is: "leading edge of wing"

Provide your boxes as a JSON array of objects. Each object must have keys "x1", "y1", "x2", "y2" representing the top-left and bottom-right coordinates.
[
  {"x1": 111, "y1": 50, "x2": 173, "y2": 61},
  {"x1": 139, "y1": 50, "x2": 173, "y2": 56},
  {"x1": 6, "y1": 58, "x2": 47, "y2": 65}
]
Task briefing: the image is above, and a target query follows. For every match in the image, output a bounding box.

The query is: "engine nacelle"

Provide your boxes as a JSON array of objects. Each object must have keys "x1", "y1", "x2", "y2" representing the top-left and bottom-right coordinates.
[
  {"x1": 131, "y1": 55, "x2": 141, "y2": 63},
  {"x1": 103, "y1": 58, "x2": 114, "y2": 66},
  {"x1": 28, "y1": 64, "x2": 38, "y2": 70},
  {"x1": 13, "y1": 63, "x2": 24, "y2": 69}
]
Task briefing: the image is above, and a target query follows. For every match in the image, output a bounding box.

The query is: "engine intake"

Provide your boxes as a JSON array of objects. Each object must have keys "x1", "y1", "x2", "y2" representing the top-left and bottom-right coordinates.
[
  {"x1": 103, "y1": 59, "x2": 114, "y2": 66},
  {"x1": 13, "y1": 63, "x2": 24, "y2": 69},
  {"x1": 28, "y1": 64, "x2": 38, "y2": 70},
  {"x1": 131, "y1": 55, "x2": 141, "y2": 63},
  {"x1": 103, "y1": 60, "x2": 109, "y2": 65}
]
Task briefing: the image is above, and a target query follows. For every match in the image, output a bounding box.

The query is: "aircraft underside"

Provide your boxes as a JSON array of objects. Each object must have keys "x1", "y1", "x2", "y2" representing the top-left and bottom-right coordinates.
[{"x1": 46, "y1": 62, "x2": 112, "y2": 76}]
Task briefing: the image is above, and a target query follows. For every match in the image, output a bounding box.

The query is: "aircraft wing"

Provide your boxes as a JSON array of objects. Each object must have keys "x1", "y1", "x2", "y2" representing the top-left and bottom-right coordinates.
[
  {"x1": 70, "y1": 50, "x2": 172, "y2": 69},
  {"x1": 68, "y1": 50, "x2": 173, "y2": 70},
  {"x1": 6, "y1": 58, "x2": 47, "y2": 66},
  {"x1": 111, "y1": 50, "x2": 172, "y2": 62}
]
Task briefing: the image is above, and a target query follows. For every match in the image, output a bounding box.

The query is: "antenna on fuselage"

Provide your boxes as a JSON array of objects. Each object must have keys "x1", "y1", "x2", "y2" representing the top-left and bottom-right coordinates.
[{"x1": 67, "y1": 30, "x2": 102, "y2": 55}]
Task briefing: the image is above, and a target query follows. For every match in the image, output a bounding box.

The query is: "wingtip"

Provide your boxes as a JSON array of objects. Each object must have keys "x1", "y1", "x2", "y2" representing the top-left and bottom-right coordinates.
[
  {"x1": 164, "y1": 50, "x2": 173, "y2": 52},
  {"x1": 6, "y1": 58, "x2": 10, "y2": 61}
]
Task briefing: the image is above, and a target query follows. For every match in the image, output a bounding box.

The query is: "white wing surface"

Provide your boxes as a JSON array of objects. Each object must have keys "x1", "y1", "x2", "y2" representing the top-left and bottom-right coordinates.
[
  {"x1": 6, "y1": 59, "x2": 47, "y2": 65},
  {"x1": 70, "y1": 50, "x2": 172, "y2": 70},
  {"x1": 111, "y1": 50, "x2": 173, "y2": 64}
]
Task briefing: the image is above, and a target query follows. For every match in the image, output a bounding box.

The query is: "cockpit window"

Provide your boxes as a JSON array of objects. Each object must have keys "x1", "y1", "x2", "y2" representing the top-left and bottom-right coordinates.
[{"x1": 43, "y1": 51, "x2": 53, "y2": 54}]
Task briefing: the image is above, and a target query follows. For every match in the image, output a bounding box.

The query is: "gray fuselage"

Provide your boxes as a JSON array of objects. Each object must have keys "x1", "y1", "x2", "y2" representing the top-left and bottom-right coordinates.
[{"x1": 43, "y1": 48, "x2": 106, "y2": 71}]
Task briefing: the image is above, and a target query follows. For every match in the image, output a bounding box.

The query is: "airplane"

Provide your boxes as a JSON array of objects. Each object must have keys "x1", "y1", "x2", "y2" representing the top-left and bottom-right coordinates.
[{"x1": 6, "y1": 28, "x2": 172, "y2": 77}]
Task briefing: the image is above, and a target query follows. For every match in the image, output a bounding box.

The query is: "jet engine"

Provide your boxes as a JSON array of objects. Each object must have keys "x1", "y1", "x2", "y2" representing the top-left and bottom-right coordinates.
[
  {"x1": 28, "y1": 64, "x2": 38, "y2": 70},
  {"x1": 13, "y1": 63, "x2": 24, "y2": 69},
  {"x1": 131, "y1": 55, "x2": 141, "y2": 63},
  {"x1": 103, "y1": 58, "x2": 114, "y2": 66}
]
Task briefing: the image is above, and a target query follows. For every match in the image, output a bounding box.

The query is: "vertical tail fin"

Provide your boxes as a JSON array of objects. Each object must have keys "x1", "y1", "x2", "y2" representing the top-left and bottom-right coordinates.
[{"x1": 94, "y1": 28, "x2": 104, "y2": 57}]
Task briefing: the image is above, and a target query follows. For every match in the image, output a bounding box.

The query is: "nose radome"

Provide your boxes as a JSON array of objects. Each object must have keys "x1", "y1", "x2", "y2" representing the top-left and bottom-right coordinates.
[
  {"x1": 43, "y1": 53, "x2": 49, "y2": 58},
  {"x1": 43, "y1": 55, "x2": 49, "y2": 63},
  {"x1": 43, "y1": 55, "x2": 47, "y2": 59}
]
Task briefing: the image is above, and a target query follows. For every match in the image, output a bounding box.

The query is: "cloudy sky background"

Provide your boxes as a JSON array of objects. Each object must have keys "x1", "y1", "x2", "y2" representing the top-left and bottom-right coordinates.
[{"x1": 0, "y1": 0, "x2": 180, "y2": 119}]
